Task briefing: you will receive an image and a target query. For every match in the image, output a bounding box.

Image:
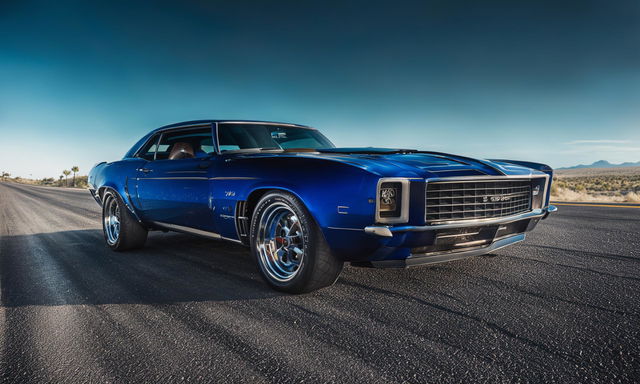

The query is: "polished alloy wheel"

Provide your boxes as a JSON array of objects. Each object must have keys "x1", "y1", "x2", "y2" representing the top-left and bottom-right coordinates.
[
  {"x1": 256, "y1": 202, "x2": 305, "y2": 282},
  {"x1": 104, "y1": 196, "x2": 121, "y2": 245}
]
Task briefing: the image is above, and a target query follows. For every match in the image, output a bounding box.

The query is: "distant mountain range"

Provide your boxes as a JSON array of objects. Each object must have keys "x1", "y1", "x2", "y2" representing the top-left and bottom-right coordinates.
[{"x1": 558, "y1": 160, "x2": 640, "y2": 170}]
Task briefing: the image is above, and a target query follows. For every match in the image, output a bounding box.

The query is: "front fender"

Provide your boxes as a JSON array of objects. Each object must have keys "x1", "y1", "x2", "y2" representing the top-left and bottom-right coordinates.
[
  {"x1": 211, "y1": 157, "x2": 382, "y2": 243},
  {"x1": 256, "y1": 164, "x2": 377, "y2": 230}
]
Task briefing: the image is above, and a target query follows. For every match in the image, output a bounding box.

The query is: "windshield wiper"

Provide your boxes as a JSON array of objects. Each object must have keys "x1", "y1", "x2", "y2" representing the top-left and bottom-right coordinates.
[
  {"x1": 256, "y1": 147, "x2": 283, "y2": 151},
  {"x1": 221, "y1": 147, "x2": 283, "y2": 154}
]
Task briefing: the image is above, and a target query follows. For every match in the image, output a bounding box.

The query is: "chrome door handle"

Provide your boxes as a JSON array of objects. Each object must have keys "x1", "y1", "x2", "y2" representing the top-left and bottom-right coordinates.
[{"x1": 137, "y1": 168, "x2": 153, "y2": 173}]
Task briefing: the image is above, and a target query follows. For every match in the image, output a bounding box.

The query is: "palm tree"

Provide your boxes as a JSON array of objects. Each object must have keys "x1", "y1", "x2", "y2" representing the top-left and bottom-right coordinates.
[
  {"x1": 71, "y1": 166, "x2": 79, "y2": 187},
  {"x1": 59, "y1": 175, "x2": 64, "y2": 186},
  {"x1": 62, "y1": 170, "x2": 71, "y2": 187}
]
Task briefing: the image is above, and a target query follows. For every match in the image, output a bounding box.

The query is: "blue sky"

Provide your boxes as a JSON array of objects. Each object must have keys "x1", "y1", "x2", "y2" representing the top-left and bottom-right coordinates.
[{"x1": 1, "y1": 0, "x2": 639, "y2": 178}]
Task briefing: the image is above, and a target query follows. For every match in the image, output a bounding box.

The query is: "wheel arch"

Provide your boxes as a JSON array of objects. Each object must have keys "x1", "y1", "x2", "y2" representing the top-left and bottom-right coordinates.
[
  {"x1": 98, "y1": 186, "x2": 143, "y2": 223},
  {"x1": 237, "y1": 186, "x2": 319, "y2": 245},
  {"x1": 245, "y1": 186, "x2": 316, "y2": 221}
]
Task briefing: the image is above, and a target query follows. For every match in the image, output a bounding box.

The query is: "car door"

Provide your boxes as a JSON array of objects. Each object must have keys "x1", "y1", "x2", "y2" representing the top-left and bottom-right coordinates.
[{"x1": 135, "y1": 125, "x2": 217, "y2": 232}]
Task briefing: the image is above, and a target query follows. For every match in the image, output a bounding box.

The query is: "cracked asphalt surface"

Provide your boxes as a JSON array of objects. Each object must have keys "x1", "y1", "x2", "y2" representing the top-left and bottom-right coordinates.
[{"x1": 1, "y1": 182, "x2": 639, "y2": 383}]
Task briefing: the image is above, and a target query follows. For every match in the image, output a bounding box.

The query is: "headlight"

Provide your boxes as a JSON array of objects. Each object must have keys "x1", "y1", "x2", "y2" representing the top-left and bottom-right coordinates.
[{"x1": 376, "y1": 178, "x2": 410, "y2": 224}]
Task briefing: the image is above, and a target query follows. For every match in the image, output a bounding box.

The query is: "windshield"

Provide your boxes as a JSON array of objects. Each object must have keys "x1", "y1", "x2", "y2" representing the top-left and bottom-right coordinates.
[{"x1": 217, "y1": 123, "x2": 335, "y2": 152}]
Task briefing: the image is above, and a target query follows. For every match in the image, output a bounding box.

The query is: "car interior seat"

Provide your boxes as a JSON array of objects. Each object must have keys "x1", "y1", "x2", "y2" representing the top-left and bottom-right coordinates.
[{"x1": 168, "y1": 142, "x2": 195, "y2": 160}]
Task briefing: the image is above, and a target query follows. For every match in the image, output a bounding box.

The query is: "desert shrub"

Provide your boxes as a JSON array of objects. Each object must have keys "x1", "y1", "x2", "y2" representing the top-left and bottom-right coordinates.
[
  {"x1": 551, "y1": 172, "x2": 640, "y2": 202},
  {"x1": 624, "y1": 191, "x2": 640, "y2": 202},
  {"x1": 74, "y1": 176, "x2": 89, "y2": 188}
]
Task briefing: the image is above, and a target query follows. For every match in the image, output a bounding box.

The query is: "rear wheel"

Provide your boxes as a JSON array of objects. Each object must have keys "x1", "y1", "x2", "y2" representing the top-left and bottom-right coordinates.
[
  {"x1": 250, "y1": 191, "x2": 343, "y2": 293},
  {"x1": 102, "y1": 191, "x2": 148, "y2": 251}
]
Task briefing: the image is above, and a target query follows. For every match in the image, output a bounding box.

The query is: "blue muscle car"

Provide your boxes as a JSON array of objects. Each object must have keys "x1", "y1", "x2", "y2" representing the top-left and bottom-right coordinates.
[{"x1": 89, "y1": 120, "x2": 557, "y2": 293}]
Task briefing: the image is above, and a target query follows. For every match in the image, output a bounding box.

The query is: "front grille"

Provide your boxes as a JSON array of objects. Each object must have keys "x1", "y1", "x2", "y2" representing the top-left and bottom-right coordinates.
[{"x1": 426, "y1": 180, "x2": 532, "y2": 223}]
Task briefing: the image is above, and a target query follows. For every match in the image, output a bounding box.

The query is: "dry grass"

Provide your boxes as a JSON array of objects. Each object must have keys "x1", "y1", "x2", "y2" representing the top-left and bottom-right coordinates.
[
  {"x1": 552, "y1": 188, "x2": 640, "y2": 203},
  {"x1": 551, "y1": 167, "x2": 640, "y2": 202},
  {"x1": 555, "y1": 166, "x2": 640, "y2": 177}
]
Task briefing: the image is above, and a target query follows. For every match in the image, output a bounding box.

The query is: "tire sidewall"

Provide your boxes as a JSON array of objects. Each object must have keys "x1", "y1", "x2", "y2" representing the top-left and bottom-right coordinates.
[
  {"x1": 250, "y1": 192, "x2": 317, "y2": 291},
  {"x1": 102, "y1": 192, "x2": 122, "y2": 250}
]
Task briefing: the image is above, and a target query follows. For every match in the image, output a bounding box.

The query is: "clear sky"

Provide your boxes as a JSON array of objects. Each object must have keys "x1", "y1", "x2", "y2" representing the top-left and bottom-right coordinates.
[{"x1": 1, "y1": 0, "x2": 639, "y2": 178}]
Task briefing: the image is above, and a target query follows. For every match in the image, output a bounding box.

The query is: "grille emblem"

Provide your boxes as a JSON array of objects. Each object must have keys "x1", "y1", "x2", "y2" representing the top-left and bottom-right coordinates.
[{"x1": 482, "y1": 194, "x2": 513, "y2": 203}]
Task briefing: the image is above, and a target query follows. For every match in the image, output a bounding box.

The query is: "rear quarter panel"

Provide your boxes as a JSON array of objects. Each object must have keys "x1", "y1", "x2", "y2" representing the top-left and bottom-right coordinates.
[{"x1": 89, "y1": 158, "x2": 146, "y2": 217}]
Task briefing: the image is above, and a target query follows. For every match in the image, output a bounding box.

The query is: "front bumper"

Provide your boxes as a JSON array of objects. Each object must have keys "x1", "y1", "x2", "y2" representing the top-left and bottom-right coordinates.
[
  {"x1": 364, "y1": 206, "x2": 557, "y2": 238},
  {"x1": 342, "y1": 205, "x2": 557, "y2": 267},
  {"x1": 370, "y1": 232, "x2": 526, "y2": 268}
]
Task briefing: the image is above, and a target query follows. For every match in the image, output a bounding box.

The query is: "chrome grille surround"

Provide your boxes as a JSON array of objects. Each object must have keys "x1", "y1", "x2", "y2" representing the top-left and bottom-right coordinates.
[{"x1": 425, "y1": 177, "x2": 543, "y2": 224}]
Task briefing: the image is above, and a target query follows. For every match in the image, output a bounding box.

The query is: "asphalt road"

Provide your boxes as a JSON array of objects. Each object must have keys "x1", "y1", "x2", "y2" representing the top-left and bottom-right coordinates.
[{"x1": 1, "y1": 182, "x2": 639, "y2": 383}]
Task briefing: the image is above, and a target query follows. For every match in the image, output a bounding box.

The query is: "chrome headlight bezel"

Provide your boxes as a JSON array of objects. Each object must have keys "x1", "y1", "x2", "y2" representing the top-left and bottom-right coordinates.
[{"x1": 375, "y1": 178, "x2": 410, "y2": 224}]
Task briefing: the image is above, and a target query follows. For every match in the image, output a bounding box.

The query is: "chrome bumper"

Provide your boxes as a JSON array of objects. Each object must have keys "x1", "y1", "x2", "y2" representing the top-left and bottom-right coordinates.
[
  {"x1": 365, "y1": 205, "x2": 557, "y2": 238},
  {"x1": 370, "y1": 233, "x2": 526, "y2": 268}
]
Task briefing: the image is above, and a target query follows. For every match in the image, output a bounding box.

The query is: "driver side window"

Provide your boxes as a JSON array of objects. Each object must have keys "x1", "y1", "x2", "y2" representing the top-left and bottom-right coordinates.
[{"x1": 155, "y1": 127, "x2": 215, "y2": 161}]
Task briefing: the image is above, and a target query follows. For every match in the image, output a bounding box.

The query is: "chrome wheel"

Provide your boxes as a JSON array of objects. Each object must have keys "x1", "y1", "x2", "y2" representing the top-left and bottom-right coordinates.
[
  {"x1": 104, "y1": 196, "x2": 121, "y2": 246},
  {"x1": 256, "y1": 203, "x2": 304, "y2": 282}
]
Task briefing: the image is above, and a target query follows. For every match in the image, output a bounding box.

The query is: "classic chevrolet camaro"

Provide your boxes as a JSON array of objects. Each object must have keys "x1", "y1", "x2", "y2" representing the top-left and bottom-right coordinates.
[{"x1": 89, "y1": 120, "x2": 556, "y2": 293}]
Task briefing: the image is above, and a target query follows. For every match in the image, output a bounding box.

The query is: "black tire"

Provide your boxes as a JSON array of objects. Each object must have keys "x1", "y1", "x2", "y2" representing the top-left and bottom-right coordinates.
[
  {"x1": 102, "y1": 191, "x2": 148, "y2": 251},
  {"x1": 250, "y1": 191, "x2": 343, "y2": 293}
]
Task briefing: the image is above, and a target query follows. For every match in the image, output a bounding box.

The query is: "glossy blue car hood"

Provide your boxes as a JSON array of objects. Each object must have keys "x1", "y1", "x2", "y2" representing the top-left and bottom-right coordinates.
[{"x1": 235, "y1": 147, "x2": 539, "y2": 178}]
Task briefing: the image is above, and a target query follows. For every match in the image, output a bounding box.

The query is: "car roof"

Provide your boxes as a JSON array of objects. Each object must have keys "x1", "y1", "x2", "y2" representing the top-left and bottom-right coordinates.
[{"x1": 151, "y1": 120, "x2": 314, "y2": 134}]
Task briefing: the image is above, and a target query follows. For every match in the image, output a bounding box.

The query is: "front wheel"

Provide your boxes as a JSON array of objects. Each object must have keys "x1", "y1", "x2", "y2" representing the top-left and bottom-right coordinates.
[
  {"x1": 250, "y1": 191, "x2": 343, "y2": 293},
  {"x1": 102, "y1": 191, "x2": 148, "y2": 251}
]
